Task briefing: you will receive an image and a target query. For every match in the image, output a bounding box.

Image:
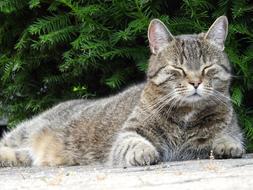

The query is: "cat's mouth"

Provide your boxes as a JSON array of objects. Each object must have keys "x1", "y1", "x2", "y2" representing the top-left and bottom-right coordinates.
[
  {"x1": 186, "y1": 92, "x2": 202, "y2": 102},
  {"x1": 191, "y1": 92, "x2": 201, "y2": 97}
]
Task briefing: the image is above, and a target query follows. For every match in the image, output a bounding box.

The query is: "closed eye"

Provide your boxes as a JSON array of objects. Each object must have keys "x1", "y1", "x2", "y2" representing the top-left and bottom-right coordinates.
[
  {"x1": 201, "y1": 65, "x2": 214, "y2": 76},
  {"x1": 171, "y1": 66, "x2": 186, "y2": 76},
  {"x1": 202, "y1": 64, "x2": 230, "y2": 76}
]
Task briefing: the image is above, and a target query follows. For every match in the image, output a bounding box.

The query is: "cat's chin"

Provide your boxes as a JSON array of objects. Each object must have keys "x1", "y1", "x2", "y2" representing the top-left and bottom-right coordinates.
[{"x1": 184, "y1": 94, "x2": 203, "y2": 103}]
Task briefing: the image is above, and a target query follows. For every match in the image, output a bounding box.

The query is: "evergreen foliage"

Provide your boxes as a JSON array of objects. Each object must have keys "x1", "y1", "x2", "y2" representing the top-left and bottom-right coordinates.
[{"x1": 0, "y1": 0, "x2": 252, "y2": 150}]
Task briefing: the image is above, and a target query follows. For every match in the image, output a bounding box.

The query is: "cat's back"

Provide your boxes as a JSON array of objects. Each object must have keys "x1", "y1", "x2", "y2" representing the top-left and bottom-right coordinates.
[
  {"x1": 68, "y1": 82, "x2": 145, "y2": 129},
  {"x1": 29, "y1": 82, "x2": 145, "y2": 130}
]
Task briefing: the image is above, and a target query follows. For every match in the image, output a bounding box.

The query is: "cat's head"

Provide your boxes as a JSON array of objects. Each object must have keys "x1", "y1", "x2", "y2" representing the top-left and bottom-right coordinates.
[{"x1": 146, "y1": 16, "x2": 231, "y2": 106}]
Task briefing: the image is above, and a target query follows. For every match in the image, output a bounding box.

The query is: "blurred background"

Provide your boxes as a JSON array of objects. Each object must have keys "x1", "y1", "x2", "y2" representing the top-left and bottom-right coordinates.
[{"x1": 0, "y1": 0, "x2": 252, "y2": 150}]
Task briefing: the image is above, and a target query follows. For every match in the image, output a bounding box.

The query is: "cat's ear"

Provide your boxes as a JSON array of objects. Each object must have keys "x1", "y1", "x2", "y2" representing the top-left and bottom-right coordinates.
[
  {"x1": 148, "y1": 19, "x2": 174, "y2": 55},
  {"x1": 204, "y1": 16, "x2": 228, "y2": 51}
]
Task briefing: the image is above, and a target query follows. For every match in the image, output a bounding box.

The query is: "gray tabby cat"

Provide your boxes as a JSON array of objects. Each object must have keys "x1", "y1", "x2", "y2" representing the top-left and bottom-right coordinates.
[{"x1": 0, "y1": 16, "x2": 244, "y2": 167}]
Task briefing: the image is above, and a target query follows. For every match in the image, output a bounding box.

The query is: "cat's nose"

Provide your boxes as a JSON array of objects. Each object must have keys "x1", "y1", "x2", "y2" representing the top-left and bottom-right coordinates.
[{"x1": 189, "y1": 81, "x2": 202, "y2": 89}]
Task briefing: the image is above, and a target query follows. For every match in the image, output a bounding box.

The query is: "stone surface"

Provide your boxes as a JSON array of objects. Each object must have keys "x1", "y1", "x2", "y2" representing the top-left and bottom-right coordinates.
[{"x1": 0, "y1": 154, "x2": 253, "y2": 190}]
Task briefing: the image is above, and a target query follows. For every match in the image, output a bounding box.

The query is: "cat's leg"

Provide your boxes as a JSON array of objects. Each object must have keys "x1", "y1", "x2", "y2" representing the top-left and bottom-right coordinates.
[
  {"x1": 0, "y1": 122, "x2": 33, "y2": 167},
  {"x1": 109, "y1": 131, "x2": 160, "y2": 167},
  {"x1": 0, "y1": 147, "x2": 32, "y2": 167},
  {"x1": 212, "y1": 122, "x2": 245, "y2": 159},
  {"x1": 0, "y1": 127, "x2": 68, "y2": 167},
  {"x1": 30, "y1": 127, "x2": 74, "y2": 166}
]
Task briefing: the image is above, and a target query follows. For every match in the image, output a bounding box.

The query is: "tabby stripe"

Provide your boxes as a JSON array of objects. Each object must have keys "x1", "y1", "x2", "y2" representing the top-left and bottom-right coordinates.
[
  {"x1": 181, "y1": 41, "x2": 187, "y2": 62},
  {"x1": 122, "y1": 144, "x2": 130, "y2": 159},
  {"x1": 219, "y1": 64, "x2": 230, "y2": 73},
  {"x1": 149, "y1": 65, "x2": 166, "y2": 78}
]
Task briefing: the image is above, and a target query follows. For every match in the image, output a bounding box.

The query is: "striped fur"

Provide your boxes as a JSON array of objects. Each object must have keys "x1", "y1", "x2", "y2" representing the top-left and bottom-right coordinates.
[{"x1": 0, "y1": 16, "x2": 244, "y2": 167}]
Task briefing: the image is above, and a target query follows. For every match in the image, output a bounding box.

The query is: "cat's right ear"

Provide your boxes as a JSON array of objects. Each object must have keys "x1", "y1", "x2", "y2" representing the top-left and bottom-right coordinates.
[{"x1": 148, "y1": 19, "x2": 174, "y2": 55}]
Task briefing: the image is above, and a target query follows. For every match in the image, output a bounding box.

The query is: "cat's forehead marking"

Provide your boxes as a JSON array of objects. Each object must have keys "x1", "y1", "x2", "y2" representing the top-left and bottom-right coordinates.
[{"x1": 176, "y1": 36, "x2": 205, "y2": 70}]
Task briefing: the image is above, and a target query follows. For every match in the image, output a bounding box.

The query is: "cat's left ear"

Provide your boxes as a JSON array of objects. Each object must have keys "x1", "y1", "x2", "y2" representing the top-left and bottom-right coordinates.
[{"x1": 204, "y1": 16, "x2": 228, "y2": 51}]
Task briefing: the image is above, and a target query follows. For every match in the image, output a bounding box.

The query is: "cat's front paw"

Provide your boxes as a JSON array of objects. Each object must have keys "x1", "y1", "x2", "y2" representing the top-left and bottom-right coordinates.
[
  {"x1": 125, "y1": 142, "x2": 159, "y2": 166},
  {"x1": 213, "y1": 140, "x2": 244, "y2": 159},
  {"x1": 110, "y1": 132, "x2": 160, "y2": 167},
  {"x1": 125, "y1": 143, "x2": 159, "y2": 166}
]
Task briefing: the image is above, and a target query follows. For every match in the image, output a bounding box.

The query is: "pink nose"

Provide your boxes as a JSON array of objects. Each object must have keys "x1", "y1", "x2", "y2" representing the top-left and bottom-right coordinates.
[{"x1": 189, "y1": 81, "x2": 202, "y2": 89}]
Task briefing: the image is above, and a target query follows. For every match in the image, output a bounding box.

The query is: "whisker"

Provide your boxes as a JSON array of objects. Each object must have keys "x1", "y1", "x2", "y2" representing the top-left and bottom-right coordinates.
[
  {"x1": 202, "y1": 89, "x2": 233, "y2": 113},
  {"x1": 164, "y1": 98, "x2": 180, "y2": 119},
  {"x1": 140, "y1": 93, "x2": 177, "y2": 124},
  {"x1": 141, "y1": 91, "x2": 176, "y2": 112},
  {"x1": 210, "y1": 89, "x2": 239, "y2": 105}
]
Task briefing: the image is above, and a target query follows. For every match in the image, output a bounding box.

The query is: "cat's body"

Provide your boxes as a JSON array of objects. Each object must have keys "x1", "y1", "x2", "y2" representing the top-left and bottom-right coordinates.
[
  {"x1": 0, "y1": 16, "x2": 244, "y2": 167},
  {"x1": 0, "y1": 84, "x2": 144, "y2": 166}
]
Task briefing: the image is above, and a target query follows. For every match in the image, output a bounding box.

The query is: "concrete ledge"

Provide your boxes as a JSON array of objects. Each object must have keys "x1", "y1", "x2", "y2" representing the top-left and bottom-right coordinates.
[{"x1": 0, "y1": 154, "x2": 253, "y2": 190}]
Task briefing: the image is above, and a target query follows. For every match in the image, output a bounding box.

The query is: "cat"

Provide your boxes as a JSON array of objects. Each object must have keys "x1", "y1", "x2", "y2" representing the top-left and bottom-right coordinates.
[{"x1": 0, "y1": 16, "x2": 245, "y2": 167}]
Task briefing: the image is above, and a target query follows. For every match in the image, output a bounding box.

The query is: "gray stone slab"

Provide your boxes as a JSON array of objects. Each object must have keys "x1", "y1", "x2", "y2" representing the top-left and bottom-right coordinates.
[{"x1": 0, "y1": 154, "x2": 253, "y2": 190}]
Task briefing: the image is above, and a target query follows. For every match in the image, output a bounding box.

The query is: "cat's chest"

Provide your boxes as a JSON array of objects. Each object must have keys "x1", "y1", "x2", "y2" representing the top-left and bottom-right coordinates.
[
  {"x1": 175, "y1": 110, "x2": 199, "y2": 129},
  {"x1": 182, "y1": 111, "x2": 196, "y2": 123},
  {"x1": 175, "y1": 108, "x2": 217, "y2": 129},
  {"x1": 169, "y1": 109, "x2": 218, "y2": 138}
]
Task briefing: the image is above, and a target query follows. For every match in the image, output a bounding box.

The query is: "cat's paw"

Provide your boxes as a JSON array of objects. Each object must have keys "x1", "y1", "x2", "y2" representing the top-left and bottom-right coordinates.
[
  {"x1": 213, "y1": 140, "x2": 244, "y2": 159},
  {"x1": 109, "y1": 132, "x2": 160, "y2": 167},
  {"x1": 125, "y1": 142, "x2": 159, "y2": 166}
]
